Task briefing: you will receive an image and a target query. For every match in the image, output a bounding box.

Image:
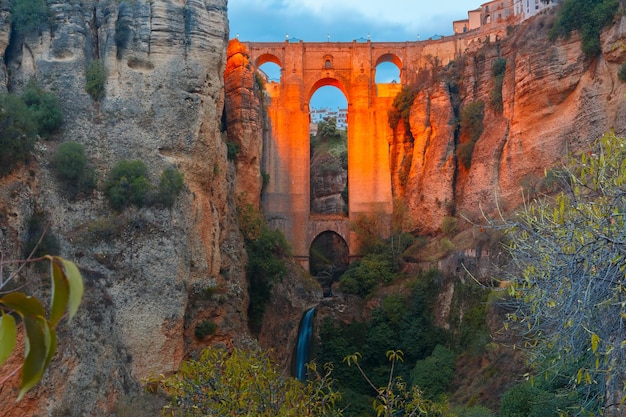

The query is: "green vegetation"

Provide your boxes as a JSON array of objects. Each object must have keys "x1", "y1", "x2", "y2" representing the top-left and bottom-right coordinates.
[
  {"x1": 53, "y1": 142, "x2": 96, "y2": 199},
  {"x1": 237, "y1": 199, "x2": 290, "y2": 334},
  {"x1": 388, "y1": 86, "x2": 416, "y2": 140},
  {"x1": 0, "y1": 93, "x2": 37, "y2": 176},
  {"x1": 0, "y1": 82, "x2": 64, "y2": 176},
  {"x1": 104, "y1": 160, "x2": 151, "y2": 211},
  {"x1": 157, "y1": 167, "x2": 184, "y2": 208},
  {"x1": 490, "y1": 58, "x2": 506, "y2": 113},
  {"x1": 194, "y1": 320, "x2": 217, "y2": 339},
  {"x1": 410, "y1": 345, "x2": 456, "y2": 400},
  {"x1": 152, "y1": 346, "x2": 343, "y2": 416},
  {"x1": 456, "y1": 101, "x2": 485, "y2": 169},
  {"x1": 501, "y1": 132, "x2": 626, "y2": 414},
  {"x1": 339, "y1": 253, "x2": 396, "y2": 297},
  {"x1": 0, "y1": 254, "x2": 83, "y2": 400},
  {"x1": 24, "y1": 210, "x2": 60, "y2": 259},
  {"x1": 550, "y1": 0, "x2": 619, "y2": 59},
  {"x1": 22, "y1": 80, "x2": 63, "y2": 137},
  {"x1": 10, "y1": 0, "x2": 50, "y2": 35},
  {"x1": 85, "y1": 59, "x2": 107, "y2": 101},
  {"x1": 104, "y1": 161, "x2": 184, "y2": 211}
]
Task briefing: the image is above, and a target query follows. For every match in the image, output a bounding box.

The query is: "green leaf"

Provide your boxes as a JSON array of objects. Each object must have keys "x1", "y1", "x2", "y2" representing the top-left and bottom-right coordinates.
[
  {"x1": 18, "y1": 315, "x2": 51, "y2": 400},
  {"x1": 57, "y1": 257, "x2": 84, "y2": 320},
  {"x1": 0, "y1": 313, "x2": 17, "y2": 366},
  {"x1": 48, "y1": 256, "x2": 70, "y2": 326},
  {"x1": 0, "y1": 293, "x2": 46, "y2": 318}
]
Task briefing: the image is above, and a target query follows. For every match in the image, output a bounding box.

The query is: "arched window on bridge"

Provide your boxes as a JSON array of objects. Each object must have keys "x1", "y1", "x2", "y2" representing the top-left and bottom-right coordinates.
[
  {"x1": 258, "y1": 62, "x2": 281, "y2": 83},
  {"x1": 375, "y1": 61, "x2": 401, "y2": 84},
  {"x1": 309, "y1": 85, "x2": 348, "y2": 217},
  {"x1": 309, "y1": 231, "x2": 349, "y2": 297}
]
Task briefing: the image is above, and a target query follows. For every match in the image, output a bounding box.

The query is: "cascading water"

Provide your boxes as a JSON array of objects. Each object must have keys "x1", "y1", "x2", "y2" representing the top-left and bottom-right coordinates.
[{"x1": 294, "y1": 307, "x2": 315, "y2": 380}]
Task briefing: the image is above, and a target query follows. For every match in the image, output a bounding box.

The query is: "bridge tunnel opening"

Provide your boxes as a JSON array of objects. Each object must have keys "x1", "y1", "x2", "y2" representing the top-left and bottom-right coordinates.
[
  {"x1": 375, "y1": 54, "x2": 402, "y2": 98},
  {"x1": 256, "y1": 53, "x2": 282, "y2": 83},
  {"x1": 309, "y1": 83, "x2": 349, "y2": 216},
  {"x1": 309, "y1": 231, "x2": 349, "y2": 297}
]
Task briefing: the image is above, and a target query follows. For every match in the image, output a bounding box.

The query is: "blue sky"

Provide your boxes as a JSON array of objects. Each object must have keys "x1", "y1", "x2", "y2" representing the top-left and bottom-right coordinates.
[{"x1": 228, "y1": 0, "x2": 478, "y2": 108}]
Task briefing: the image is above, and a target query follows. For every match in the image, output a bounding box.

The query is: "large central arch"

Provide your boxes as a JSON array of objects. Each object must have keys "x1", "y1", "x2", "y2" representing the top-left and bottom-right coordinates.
[{"x1": 245, "y1": 39, "x2": 463, "y2": 267}]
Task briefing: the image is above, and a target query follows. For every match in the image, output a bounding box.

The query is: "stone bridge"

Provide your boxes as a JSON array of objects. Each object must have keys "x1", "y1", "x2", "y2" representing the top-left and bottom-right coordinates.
[{"x1": 244, "y1": 36, "x2": 474, "y2": 268}]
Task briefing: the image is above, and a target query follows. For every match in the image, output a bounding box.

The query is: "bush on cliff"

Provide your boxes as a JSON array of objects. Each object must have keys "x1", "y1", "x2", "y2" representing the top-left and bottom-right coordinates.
[
  {"x1": 10, "y1": 0, "x2": 50, "y2": 35},
  {"x1": 457, "y1": 100, "x2": 485, "y2": 169},
  {"x1": 85, "y1": 59, "x2": 107, "y2": 101},
  {"x1": 21, "y1": 79, "x2": 63, "y2": 137},
  {"x1": 53, "y1": 141, "x2": 96, "y2": 199},
  {"x1": 0, "y1": 93, "x2": 37, "y2": 176},
  {"x1": 550, "y1": 0, "x2": 619, "y2": 59},
  {"x1": 104, "y1": 160, "x2": 151, "y2": 211},
  {"x1": 157, "y1": 167, "x2": 184, "y2": 208},
  {"x1": 237, "y1": 199, "x2": 290, "y2": 334}
]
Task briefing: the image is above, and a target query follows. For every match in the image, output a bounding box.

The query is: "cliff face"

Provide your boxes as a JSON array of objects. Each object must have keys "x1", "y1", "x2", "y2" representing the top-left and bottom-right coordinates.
[
  {"x1": 0, "y1": 1, "x2": 253, "y2": 415},
  {"x1": 394, "y1": 14, "x2": 626, "y2": 234}
]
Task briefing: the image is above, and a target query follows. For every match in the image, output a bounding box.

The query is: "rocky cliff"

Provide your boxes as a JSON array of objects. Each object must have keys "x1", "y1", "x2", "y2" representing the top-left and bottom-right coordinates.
[
  {"x1": 0, "y1": 1, "x2": 254, "y2": 415},
  {"x1": 393, "y1": 11, "x2": 626, "y2": 235}
]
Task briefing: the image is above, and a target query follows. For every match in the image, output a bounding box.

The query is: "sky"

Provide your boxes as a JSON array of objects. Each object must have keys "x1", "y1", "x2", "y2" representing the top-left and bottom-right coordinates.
[{"x1": 228, "y1": 0, "x2": 478, "y2": 108}]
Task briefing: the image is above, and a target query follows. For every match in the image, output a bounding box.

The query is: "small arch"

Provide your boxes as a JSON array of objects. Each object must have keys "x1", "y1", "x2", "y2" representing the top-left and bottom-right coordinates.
[
  {"x1": 374, "y1": 53, "x2": 402, "y2": 83},
  {"x1": 308, "y1": 77, "x2": 349, "y2": 104},
  {"x1": 309, "y1": 231, "x2": 349, "y2": 297},
  {"x1": 255, "y1": 53, "x2": 282, "y2": 69}
]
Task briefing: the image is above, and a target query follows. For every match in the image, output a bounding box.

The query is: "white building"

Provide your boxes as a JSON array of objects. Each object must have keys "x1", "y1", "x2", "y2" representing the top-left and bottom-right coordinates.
[{"x1": 309, "y1": 107, "x2": 348, "y2": 134}]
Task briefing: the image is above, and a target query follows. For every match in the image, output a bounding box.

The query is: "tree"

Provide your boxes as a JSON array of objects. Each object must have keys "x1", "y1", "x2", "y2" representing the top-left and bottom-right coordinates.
[
  {"x1": 501, "y1": 132, "x2": 626, "y2": 415},
  {"x1": 343, "y1": 350, "x2": 447, "y2": 416},
  {"x1": 151, "y1": 346, "x2": 343, "y2": 416},
  {"x1": 0, "y1": 251, "x2": 83, "y2": 400}
]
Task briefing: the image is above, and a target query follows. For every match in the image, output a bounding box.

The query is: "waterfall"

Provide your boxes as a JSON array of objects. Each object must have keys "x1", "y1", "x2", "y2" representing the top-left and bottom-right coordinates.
[{"x1": 294, "y1": 307, "x2": 315, "y2": 381}]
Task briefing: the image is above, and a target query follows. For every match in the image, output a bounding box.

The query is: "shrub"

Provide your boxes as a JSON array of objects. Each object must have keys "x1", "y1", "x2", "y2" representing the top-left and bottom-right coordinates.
[
  {"x1": 152, "y1": 346, "x2": 342, "y2": 416},
  {"x1": 550, "y1": 0, "x2": 619, "y2": 59},
  {"x1": 491, "y1": 58, "x2": 506, "y2": 113},
  {"x1": 85, "y1": 59, "x2": 107, "y2": 101},
  {"x1": 53, "y1": 142, "x2": 96, "y2": 199},
  {"x1": 157, "y1": 167, "x2": 184, "y2": 208},
  {"x1": 339, "y1": 253, "x2": 395, "y2": 297},
  {"x1": 441, "y1": 216, "x2": 458, "y2": 236},
  {"x1": 10, "y1": 0, "x2": 50, "y2": 35},
  {"x1": 457, "y1": 100, "x2": 485, "y2": 169},
  {"x1": 24, "y1": 210, "x2": 60, "y2": 259},
  {"x1": 21, "y1": 79, "x2": 63, "y2": 137},
  {"x1": 104, "y1": 160, "x2": 151, "y2": 211},
  {"x1": 0, "y1": 93, "x2": 37, "y2": 176},
  {"x1": 237, "y1": 200, "x2": 290, "y2": 334},
  {"x1": 195, "y1": 320, "x2": 218, "y2": 339},
  {"x1": 388, "y1": 86, "x2": 416, "y2": 139}
]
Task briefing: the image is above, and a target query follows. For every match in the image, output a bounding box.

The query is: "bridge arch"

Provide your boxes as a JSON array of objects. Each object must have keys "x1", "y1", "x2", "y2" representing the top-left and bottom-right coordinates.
[
  {"x1": 309, "y1": 230, "x2": 350, "y2": 296},
  {"x1": 307, "y1": 77, "x2": 349, "y2": 105},
  {"x1": 255, "y1": 53, "x2": 282, "y2": 69}
]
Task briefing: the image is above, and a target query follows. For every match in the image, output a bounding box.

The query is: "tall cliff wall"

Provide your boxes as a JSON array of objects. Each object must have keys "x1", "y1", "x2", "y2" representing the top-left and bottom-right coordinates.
[
  {"x1": 393, "y1": 13, "x2": 626, "y2": 235},
  {"x1": 0, "y1": 1, "x2": 254, "y2": 415}
]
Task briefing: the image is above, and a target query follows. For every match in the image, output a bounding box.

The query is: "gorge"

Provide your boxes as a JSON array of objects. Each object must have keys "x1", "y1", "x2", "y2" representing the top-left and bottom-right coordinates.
[{"x1": 0, "y1": 0, "x2": 625, "y2": 415}]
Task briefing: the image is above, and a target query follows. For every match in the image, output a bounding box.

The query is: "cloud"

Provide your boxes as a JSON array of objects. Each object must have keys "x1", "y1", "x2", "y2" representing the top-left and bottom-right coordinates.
[{"x1": 229, "y1": 0, "x2": 474, "y2": 42}]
